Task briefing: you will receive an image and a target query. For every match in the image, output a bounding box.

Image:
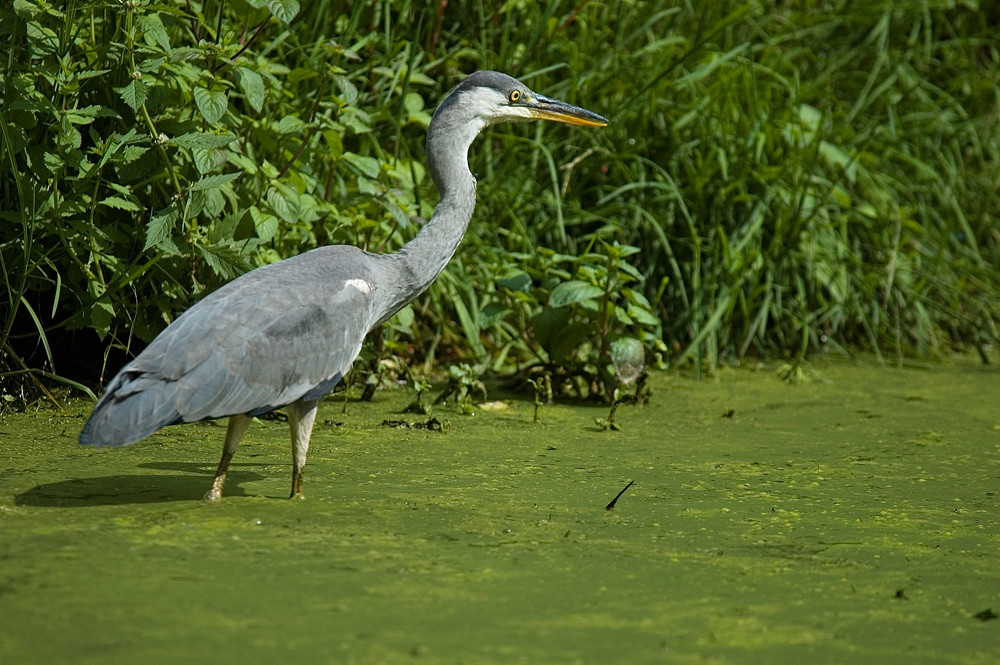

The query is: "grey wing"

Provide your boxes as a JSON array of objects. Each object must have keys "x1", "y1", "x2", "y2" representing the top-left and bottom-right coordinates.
[
  {"x1": 172, "y1": 280, "x2": 375, "y2": 420},
  {"x1": 80, "y1": 257, "x2": 377, "y2": 446}
]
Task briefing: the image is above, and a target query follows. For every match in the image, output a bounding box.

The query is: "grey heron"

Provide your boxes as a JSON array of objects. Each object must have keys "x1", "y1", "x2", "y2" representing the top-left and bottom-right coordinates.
[{"x1": 79, "y1": 71, "x2": 607, "y2": 502}]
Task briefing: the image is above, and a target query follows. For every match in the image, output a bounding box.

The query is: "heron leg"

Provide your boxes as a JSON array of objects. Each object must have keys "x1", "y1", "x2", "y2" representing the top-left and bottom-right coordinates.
[
  {"x1": 286, "y1": 399, "x2": 319, "y2": 499},
  {"x1": 204, "y1": 414, "x2": 252, "y2": 503}
]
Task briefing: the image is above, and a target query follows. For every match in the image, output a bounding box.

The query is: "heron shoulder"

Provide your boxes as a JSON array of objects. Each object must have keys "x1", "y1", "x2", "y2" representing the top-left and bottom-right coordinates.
[{"x1": 140, "y1": 245, "x2": 381, "y2": 358}]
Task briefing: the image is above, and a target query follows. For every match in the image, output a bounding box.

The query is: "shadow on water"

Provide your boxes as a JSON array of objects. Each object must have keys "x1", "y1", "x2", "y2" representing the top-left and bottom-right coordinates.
[{"x1": 14, "y1": 463, "x2": 266, "y2": 507}]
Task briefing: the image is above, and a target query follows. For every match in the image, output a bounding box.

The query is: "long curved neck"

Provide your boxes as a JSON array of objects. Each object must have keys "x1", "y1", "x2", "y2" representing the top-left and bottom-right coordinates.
[
  {"x1": 393, "y1": 153, "x2": 477, "y2": 295},
  {"x1": 387, "y1": 96, "x2": 490, "y2": 300}
]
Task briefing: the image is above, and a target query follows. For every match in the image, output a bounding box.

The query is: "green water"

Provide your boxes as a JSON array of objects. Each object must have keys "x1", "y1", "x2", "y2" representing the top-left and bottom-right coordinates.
[{"x1": 1, "y1": 358, "x2": 998, "y2": 664}]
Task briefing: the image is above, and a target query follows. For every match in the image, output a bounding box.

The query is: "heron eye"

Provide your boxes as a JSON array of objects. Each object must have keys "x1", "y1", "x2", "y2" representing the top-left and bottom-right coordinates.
[{"x1": 509, "y1": 90, "x2": 521, "y2": 103}]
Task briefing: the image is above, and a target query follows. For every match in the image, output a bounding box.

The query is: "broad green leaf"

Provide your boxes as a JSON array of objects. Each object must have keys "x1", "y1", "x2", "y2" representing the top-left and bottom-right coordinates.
[
  {"x1": 288, "y1": 68, "x2": 319, "y2": 83},
  {"x1": 267, "y1": 185, "x2": 300, "y2": 224},
  {"x1": 403, "y1": 92, "x2": 432, "y2": 127},
  {"x1": 335, "y1": 76, "x2": 359, "y2": 104},
  {"x1": 107, "y1": 182, "x2": 133, "y2": 196},
  {"x1": 118, "y1": 79, "x2": 148, "y2": 112},
  {"x1": 139, "y1": 57, "x2": 164, "y2": 74},
  {"x1": 100, "y1": 196, "x2": 141, "y2": 211},
  {"x1": 26, "y1": 20, "x2": 58, "y2": 55},
  {"x1": 343, "y1": 152, "x2": 380, "y2": 179},
  {"x1": 548, "y1": 280, "x2": 604, "y2": 308},
  {"x1": 144, "y1": 204, "x2": 179, "y2": 251},
  {"x1": 226, "y1": 151, "x2": 258, "y2": 174},
  {"x1": 43, "y1": 152, "x2": 61, "y2": 173},
  {"x1": 194, "y1": 87, "x2": 228, "y2": 124},
  {"x1": 197, "y1": 243, "x2": 251, "y2": 279},
  {"x1": 404, "y1": 92, "x2": 424, "y2": 115},
  {"x1": 185, "y1": 189, "x2": 207, "y2": 219},
  {"x1": 627, "y1": 304, "x2": 660, "y2": 327},
  {"x1": 610, "y1": 337, "x2": 645, "y2": 384},
  {"x1": 357, "y1": 175, "x2": 377, "y2": 195},
  {"x1": 139, "y1": 13, "x2": 171, "y2": 53},
  {"x1": 90, "y1": 300, "x2": 115, "y2": 340},
  {"x1": 76, "y1": 69, "x2": 112, "y2": 81},
  {"x1": 264, "y1": 0, "x2": 300, "y2": 23},
  {"x1": 341, "y1": 107, "x2": 372, "y2": 134},
  {"x1": 613, "y1": 304, "x2": 633, "y2": 325},
  {"x1": 497, "y1": 271, "x2": 532, "y2": 293},
  {"x1": 13, "y1": 0, "x2": 39, "y2": 17},
  {"x1": 622, "y1": 287, "x2": 652, "y2": 309},
  {"x1": 171, "y1": 132, "x2": 237, "y2": 149},
  {"x1": 618, "y1": 261, "x2": 644, "y2": 281},
  {"x1": 190, "y1": 171, "x2": 241, "y2": 191},
  {"x1": 321, "y1": 129, "x2": 344, "y2": 158},
  {"x1": 250, "y1": 206, "x2": 278, "y2": 242},
  {"x1": 278, "y1": 115, "x2": 307, "y2": 134},
  {"x1": 192, "y1": 147, "x2": 229, "y2": 174},
  {"x1": 65, "y1": 105, "x2": 118, "y2": 124},
  {"x1": 57, "y1": 115, "x2": 81, "y2": 149},
  {"x1": 120, "y1": 145, "x2": 148, "y2": 163},
  {"x1": 237, "y1": 67, "x2": 265, "y2": 112},
  {"x1": 831, "y1": 184, "x2": 852, "y2": 207},
  {"x1": 203, "y1": 188, "x2": 226, "y2": 217}
]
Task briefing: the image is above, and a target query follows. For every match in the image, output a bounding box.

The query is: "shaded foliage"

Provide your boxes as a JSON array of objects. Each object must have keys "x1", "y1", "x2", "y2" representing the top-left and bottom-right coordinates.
[{"x1": 1, "y1": 0, "x2": 998, "y2": 406}]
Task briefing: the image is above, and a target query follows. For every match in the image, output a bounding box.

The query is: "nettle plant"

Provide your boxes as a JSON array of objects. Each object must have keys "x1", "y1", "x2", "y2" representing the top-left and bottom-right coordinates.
[
  {"x1": 496, "y1": 237, "x2": 664, "y2": 401},
  {"x1": 2, "y1": 0, "x2": 427, "y2": 390}
]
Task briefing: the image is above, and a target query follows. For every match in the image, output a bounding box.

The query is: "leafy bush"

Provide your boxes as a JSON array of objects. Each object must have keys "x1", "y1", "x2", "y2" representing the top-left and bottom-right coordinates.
[
  {"x1": 2, "y1": 1, "x2": 998, "y2": 407},
  {"x1": 1, "y1": 0, "x2": 436, "y2": 397}
]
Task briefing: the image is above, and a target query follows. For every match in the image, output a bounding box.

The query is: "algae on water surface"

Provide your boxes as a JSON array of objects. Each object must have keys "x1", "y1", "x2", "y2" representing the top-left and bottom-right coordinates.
[{"x1": 1, "y1": 358, "x2": 998, "y2": 664}]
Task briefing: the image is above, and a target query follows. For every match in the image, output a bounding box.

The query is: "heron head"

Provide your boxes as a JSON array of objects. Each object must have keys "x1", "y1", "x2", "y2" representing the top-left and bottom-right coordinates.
[
  {"x1": 440, "y1": 71, "x2": 608, "y2": 128},
  {"x1": 426, "y1": 71, "x2": 607, "y2": 193}
]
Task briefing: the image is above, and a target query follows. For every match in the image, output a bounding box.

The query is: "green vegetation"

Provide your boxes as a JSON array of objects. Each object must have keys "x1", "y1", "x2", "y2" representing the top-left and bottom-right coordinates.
[{"x1": 2, "y1": 1, "x2": 998, "y2": 403}]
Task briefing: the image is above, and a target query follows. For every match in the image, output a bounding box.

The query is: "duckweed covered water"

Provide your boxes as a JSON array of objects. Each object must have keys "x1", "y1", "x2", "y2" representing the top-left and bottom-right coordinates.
[{"x1": 1, "y1": 358, "x2": 998, "y2": 664}]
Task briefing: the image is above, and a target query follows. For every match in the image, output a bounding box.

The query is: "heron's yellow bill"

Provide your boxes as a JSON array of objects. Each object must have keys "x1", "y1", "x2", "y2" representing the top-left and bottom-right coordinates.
[{"x1": 527, "y1": 95, "x2": 609, "y2": 127}]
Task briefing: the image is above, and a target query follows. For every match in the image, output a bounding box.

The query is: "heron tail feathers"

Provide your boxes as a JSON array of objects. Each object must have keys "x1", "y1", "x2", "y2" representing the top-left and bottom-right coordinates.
[{"x1": 79, "y1": 374, "x2": 182, "y2": 447}]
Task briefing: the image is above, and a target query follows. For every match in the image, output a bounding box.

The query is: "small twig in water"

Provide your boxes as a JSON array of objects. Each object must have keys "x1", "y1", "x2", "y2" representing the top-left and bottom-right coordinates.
[{"x1": 605, "y1": 480, "x2": 635, "y2": 511}]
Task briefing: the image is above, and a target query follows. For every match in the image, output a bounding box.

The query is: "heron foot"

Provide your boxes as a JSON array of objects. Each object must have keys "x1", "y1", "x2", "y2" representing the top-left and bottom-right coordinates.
[
  {"x1": 203, "y1": 488, "x2": 223, "y2": 503},
  {"x1": 204, "y1": 473, "x2": 228, "y2": 503}
]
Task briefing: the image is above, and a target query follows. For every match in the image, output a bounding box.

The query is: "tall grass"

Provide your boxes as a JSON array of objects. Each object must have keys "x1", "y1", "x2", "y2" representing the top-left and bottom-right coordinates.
[
  {"x1": 1, "y1": 1, "x2": 998, "y2": 405},
  {"x1": 576, "y1": 3, "x2": 1000, "y2": 368}
]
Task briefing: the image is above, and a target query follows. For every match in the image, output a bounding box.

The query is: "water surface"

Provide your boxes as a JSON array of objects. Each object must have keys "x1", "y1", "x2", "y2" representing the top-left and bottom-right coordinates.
[{"x1": 1, "y1": 358, "x2": 997, "y2": 663}]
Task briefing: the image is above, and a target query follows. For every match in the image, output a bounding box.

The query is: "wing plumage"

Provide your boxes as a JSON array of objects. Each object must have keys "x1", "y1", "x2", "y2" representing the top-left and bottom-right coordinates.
[{"x1": 80, "y1": 246, "x2": 380, "y2": 446}]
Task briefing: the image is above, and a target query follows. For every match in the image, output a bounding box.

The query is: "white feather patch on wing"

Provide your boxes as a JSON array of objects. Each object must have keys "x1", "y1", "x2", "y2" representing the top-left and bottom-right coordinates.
[{"x1": 343, "y1": 278, "x2": 373, "y2": 295}]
